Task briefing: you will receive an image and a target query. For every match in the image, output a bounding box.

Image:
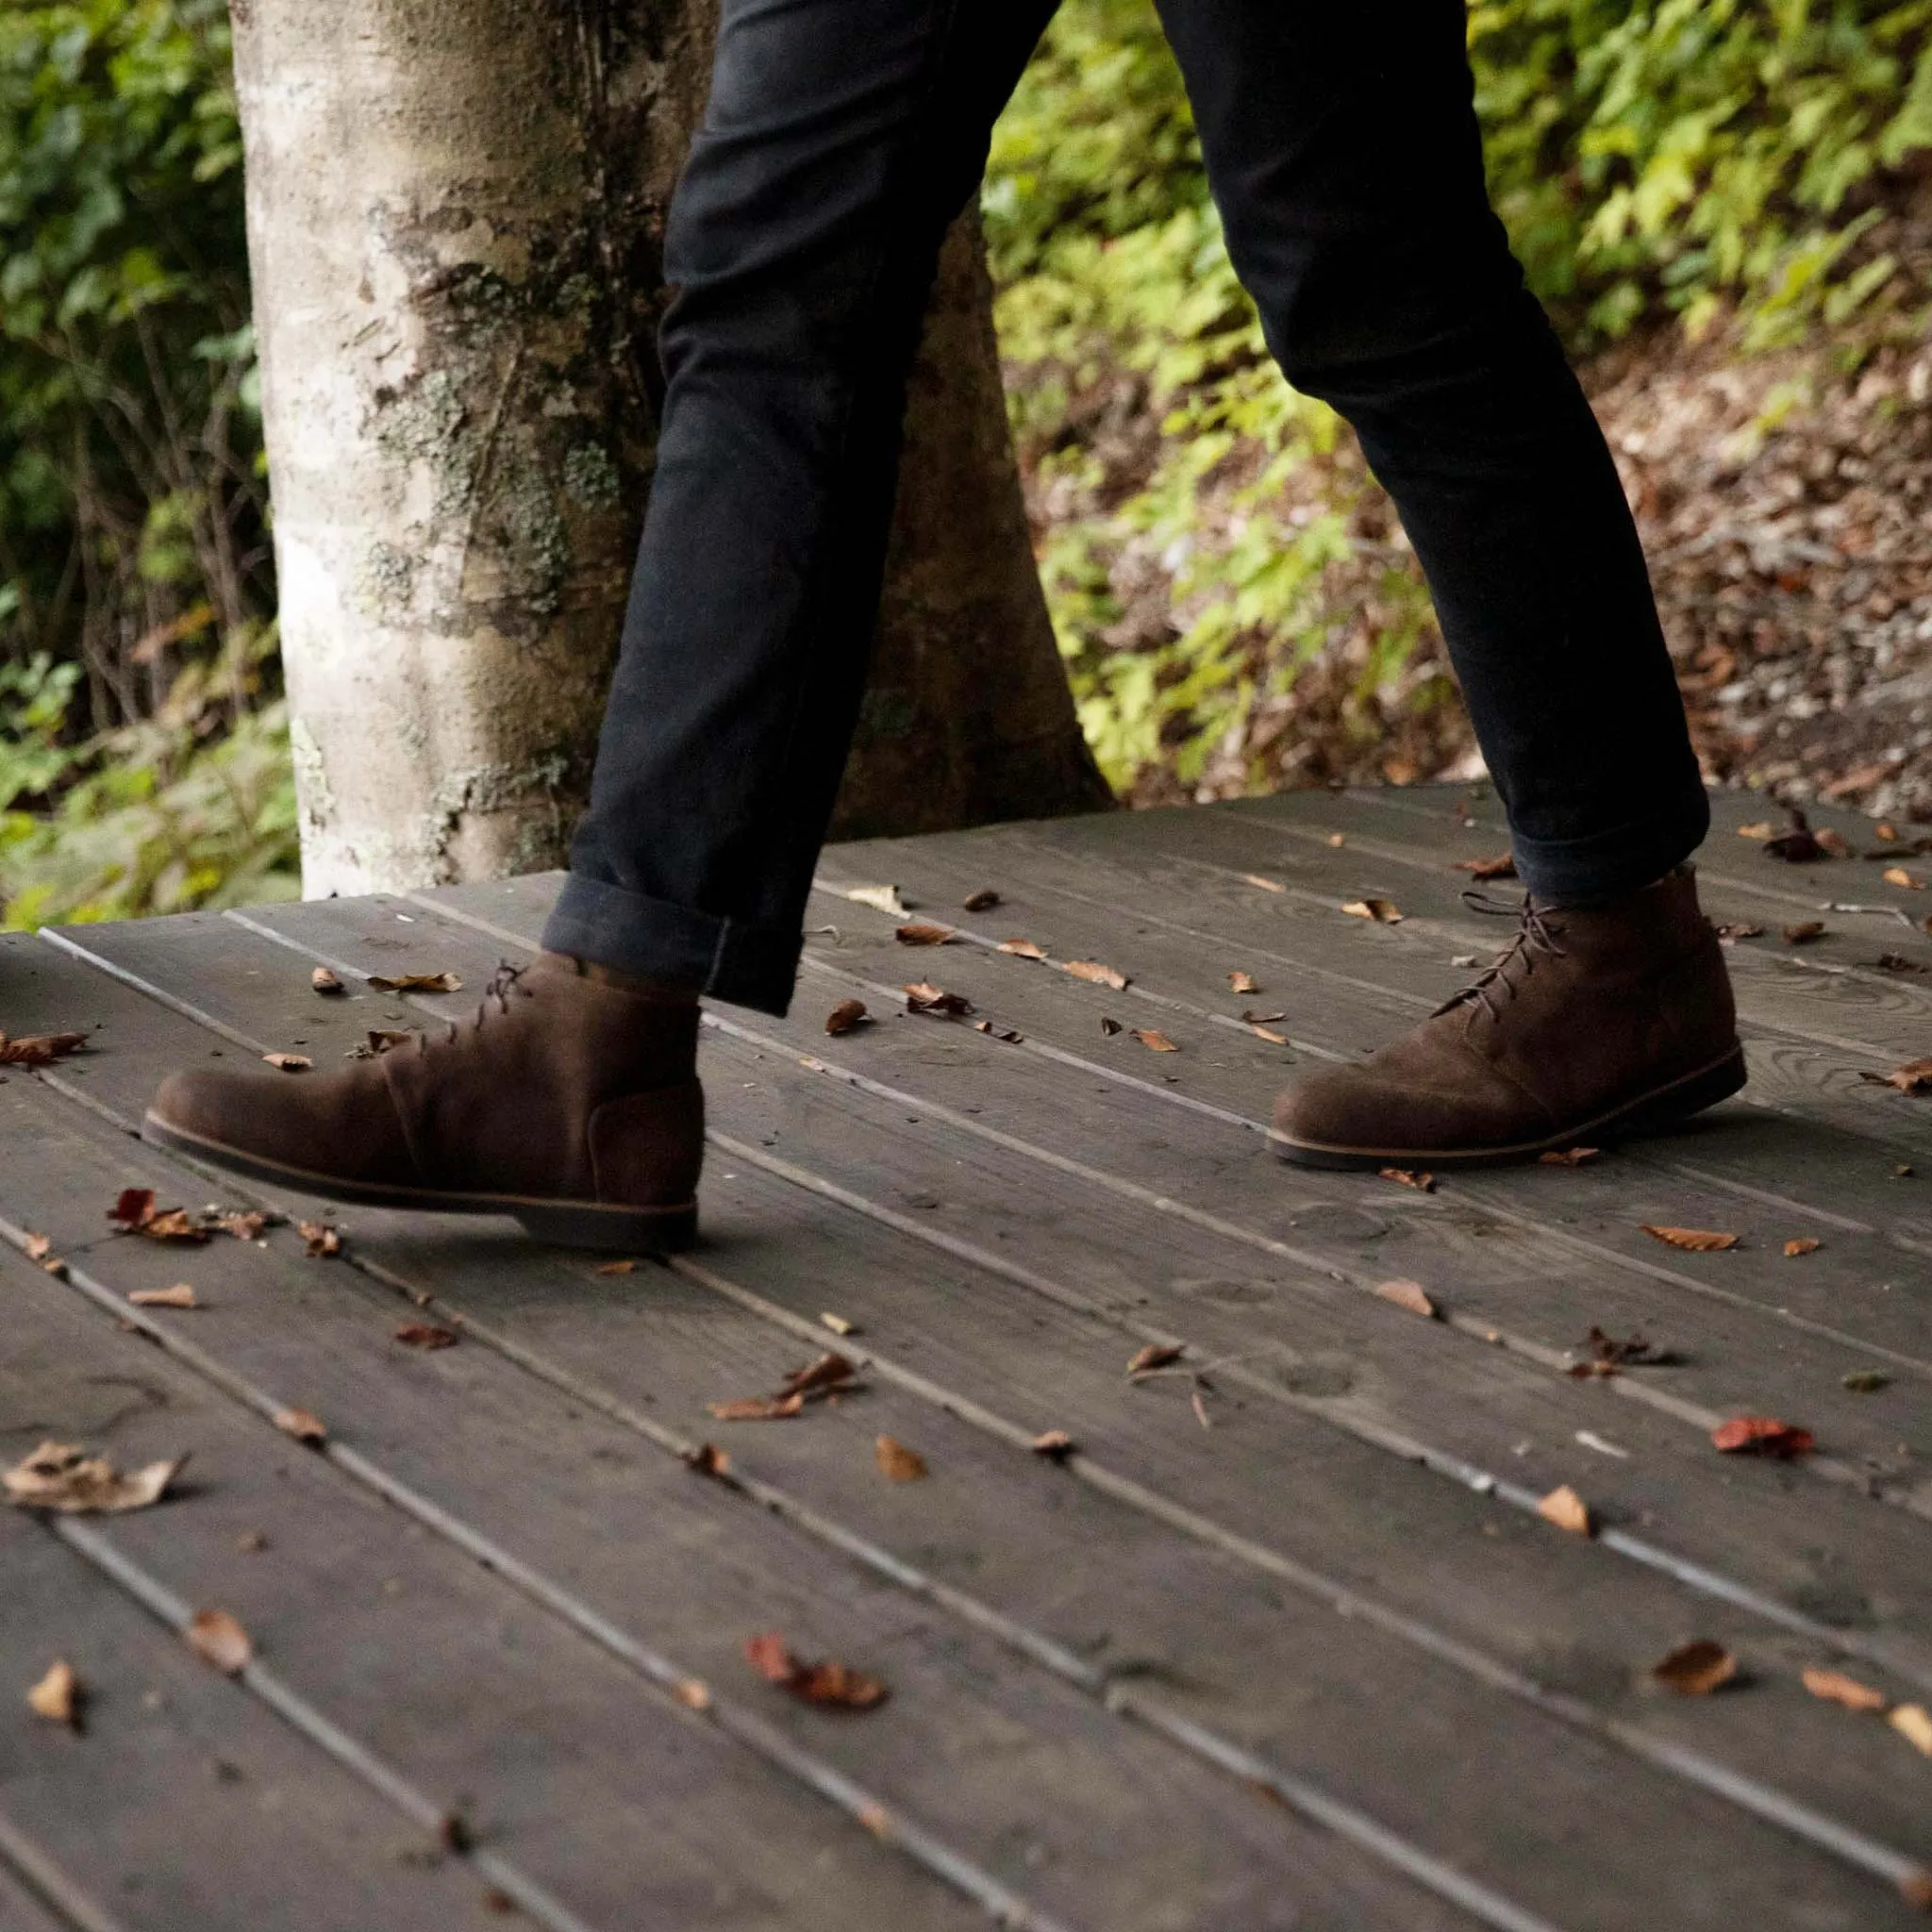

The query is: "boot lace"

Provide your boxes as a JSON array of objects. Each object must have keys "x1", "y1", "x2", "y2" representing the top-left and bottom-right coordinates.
[
  {"x1": 425, "y1": 960, "x2": 533, "y2": 1051},
  {"x1": 1434, "y1": 892, "x2": 1569, "y2": 1034}
]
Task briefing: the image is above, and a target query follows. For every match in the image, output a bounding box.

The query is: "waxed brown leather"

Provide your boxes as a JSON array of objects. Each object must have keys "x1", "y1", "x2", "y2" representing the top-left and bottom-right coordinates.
[{"x1": 1273, "y1": 868, "x2": 1741, "y2": 1162}]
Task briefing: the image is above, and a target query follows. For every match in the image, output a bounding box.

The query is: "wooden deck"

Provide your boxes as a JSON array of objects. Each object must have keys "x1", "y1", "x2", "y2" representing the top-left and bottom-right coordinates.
[{"x1": 3, "y1": 783, "x2": 1931, "y2": 1932}]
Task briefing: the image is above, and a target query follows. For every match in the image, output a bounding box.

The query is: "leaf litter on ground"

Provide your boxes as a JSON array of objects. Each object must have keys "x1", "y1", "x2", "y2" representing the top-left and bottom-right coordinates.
[
  {"x1": 128, "y1": 1284, "x2": 198, "y2": 1309},
  {"x1": 1374, "y1": 1279, "x2": 1439, "y2": 1319},
  {"x1": 366, "y1": 972, "x2": 462, "y2": 993},
  {"x1": 894, "y1": 922, "x2": 955, "y2": 946},
  {"x1": 742, "y1": 1632, "x2": 887, "y2": 1711},
  {"x1": 1651, "y1": 1640, "x2": 1739, "y2": 1695},
  {"x1": 1537, "y1": 1485, "x2": 1593, "y2": 1537},
  {"x1": 1711, "y1": 1415, "x2": 1815, "y2": 1457},
  {"x1": 1640, "y1": 1224, "x2": 1738, "y2": 1252},
  {"x1": 0, "y1": 1031, "x2": 88, "y2": 1066},
  {"x1": 1863, "y1": 1058, "x2": 1932, "y2": 1094},
  {"x1": 904, "y1": 982, "x2": 972, "y2": 1017},
  {"x1": 6, "y1": 1440, "x2": 184, "y2": 1514},
  {"x1": 1065, "y1": 959, "x2": 1129, "y2": 990},
  {"x1": 1803, "y1": 1666, "x2": 1888, "y2": 1713},
  {"x1": 107, "y1": 1189, "x2": 209, "y2": 1244},
  {"x1": 824, "y1": 998, "x2": 869, "y2": 1036},
  {"x1": 186, "y1": 1609, "x2": 252, "y2": 1675},
  {"x1": 1341, "y1": 898, "x2": 1403, "y2": 924},
  {"x1": 874, "y1": 1436, "x2": 928, "y2": 1482},
  {"x1": 26, "y1": 1659, "x2": 81, "y2": 1727},
  {"x1": 708, "y1": 1351, "x2": 859, "y2": 1423}
]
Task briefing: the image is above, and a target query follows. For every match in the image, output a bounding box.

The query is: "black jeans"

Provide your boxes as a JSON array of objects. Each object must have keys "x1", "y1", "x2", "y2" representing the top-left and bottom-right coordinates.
[{"x1": 543, "y1": 0, "x2": 1710, "y2": 1016}]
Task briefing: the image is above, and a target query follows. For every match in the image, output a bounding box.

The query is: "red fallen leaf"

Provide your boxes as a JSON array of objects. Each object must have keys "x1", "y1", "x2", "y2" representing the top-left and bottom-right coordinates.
[
  {"x1": 742, "y1": 1633, "x2": 887, "y2": 1710},
  {"x1": 1378, "y1": 1167, "x2": 1436, "y2": 1192},
  {"x1": 274, "y1": 1407, "x2": 327, "y2": 1446},
  {"x1": 997, "y1": 938, "x2": 1046, "y2": 959},
  {"x1": 1862, "y1": 1058, "x2": 1932, "y2": 1095},
  {"x1": 1227, "y1": 970, "x2": 1261, "y2": 994},
  {"x1": 681, "y1": 1442, "x2": 730, "y2": 1477},
  {"x1": 1374, "y1": 1279, "x2": 1439, "y2": 1319},
  {"x1": 1651, "y1": 1639, "x2": 1739, "y2": 1696},
  {"x1": 824, "y1": 998, "x2": 869, "y2": 1037},
  {"x1": 1782, "y1": 921, "x2": 1827, "y2": 945},
  {"x1": 1128, "y1": 1027, "x2": 1178, "y2": 1053},
  {"x1": 1539, "y1": 1146, "x2": 1600, "y2": 1166},
  {"x1": 108, "y1": 1188, "x2": 155, "y2": 1229},
  {"x1": 707, "y1": 1392, "x2": 806, "y2": 1422},
  {"x1": 961, "y1": 889, "x2": 1001, "y2": 912},
  {"x1": 297, "y1": 1221, "x2": 342, "y2": 1257},
  {"x1": 894, "y1": 922, "x2": 955, "y2": 946},
  {"x1": 1065, "y1": 959, "x2": 1128, "y2": 990},
  {"x1": 1031, "y1": 1429, "x2": 1076, "y2": 1460},
  {"x1": 904, "y1": 982, "x2": 972, "y2": 1017},
  {"x1": 874, "y1": 1435, "x2": 928, "y2": 1482},
  {"x1": 1640, "y1": 1224, "x2": 1738, "y2": 1252},
  {"x1": 1783, "y1": 1238, "x2": 1821, "y2": 1257},
  {"x1": 1125, "y1": 1342, "x2": 1184, "y2": 1377},
  {"x1": 185, "y1": 1608, "x2": 252, "y2": 1675},
  {"x1": 1454, "y1": 853, "x2": 1517, "y2": 880},
  {"x1": 0, "y1": 1030, "x2": 88, "y2": 1066},
  {"x1": 1712, "y1": 1416, "x2": 1815, "y2": 1458},
  {"x1": 394, "y1": 1324, "x2": 459, "y2": 1350}
]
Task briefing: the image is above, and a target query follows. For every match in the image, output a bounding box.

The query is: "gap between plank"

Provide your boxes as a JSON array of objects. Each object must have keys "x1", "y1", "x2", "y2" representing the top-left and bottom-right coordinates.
[{"x1": 0, "y1": 1807, "x2": 128, "y2": 1932}]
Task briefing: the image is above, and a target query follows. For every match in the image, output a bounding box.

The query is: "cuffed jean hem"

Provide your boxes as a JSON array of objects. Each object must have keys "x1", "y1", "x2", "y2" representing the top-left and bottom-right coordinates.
[
  {"x1": 541, "y1": 873, "x2": 803, "y2": 1017},
  {"x1": 1508, "y1": 781, "x2": 1712, "y2": 909}
]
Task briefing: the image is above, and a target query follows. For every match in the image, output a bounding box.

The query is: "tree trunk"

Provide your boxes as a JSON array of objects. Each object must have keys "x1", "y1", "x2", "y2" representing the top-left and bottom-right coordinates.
[{"x1": 230, "y1": 0, "x2": 1107, "y2": 899}]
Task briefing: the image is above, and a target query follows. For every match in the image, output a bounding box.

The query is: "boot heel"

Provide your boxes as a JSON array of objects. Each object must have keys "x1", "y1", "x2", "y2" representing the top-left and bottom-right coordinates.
[
  {"x1": 1613, "y1": 1044, "x2": 1748, "y2": 1137},
  {"x1": 513, "y1": 1201, "x2": 698, "y2": 1254}
]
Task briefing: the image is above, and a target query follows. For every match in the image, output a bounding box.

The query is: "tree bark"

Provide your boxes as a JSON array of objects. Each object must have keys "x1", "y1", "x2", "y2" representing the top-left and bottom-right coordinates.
[{"x1": 230, "y1": 0, "x2": 1107, "y2": 899}]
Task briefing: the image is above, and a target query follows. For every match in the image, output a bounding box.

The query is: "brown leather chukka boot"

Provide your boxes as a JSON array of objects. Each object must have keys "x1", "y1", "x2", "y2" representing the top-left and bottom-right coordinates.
[
  {"x1": 144, "y1": 954, "x2": 702, "y2": 1249},
  {"x1": 1272, "y1": 867, "x2": 1743, "y2": 1169}
]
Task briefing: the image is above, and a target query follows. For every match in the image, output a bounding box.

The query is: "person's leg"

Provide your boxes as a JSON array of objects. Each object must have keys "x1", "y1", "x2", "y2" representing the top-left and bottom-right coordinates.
[
  {"x1": 542, "y1": 0, "x2": 1061, "y2": 1017},
  {"x1": 1153, "y1": 0, "x2": 1708, "y2": 900},
  {"x1": 1148, "y1": 0, "x2": 1741, "y2": 1165}
]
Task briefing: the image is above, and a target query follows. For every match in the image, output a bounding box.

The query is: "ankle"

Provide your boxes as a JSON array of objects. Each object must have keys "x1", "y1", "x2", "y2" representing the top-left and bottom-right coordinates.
[{"x1": 541, "y1": 951, "x2": 700, "y2": 1006}]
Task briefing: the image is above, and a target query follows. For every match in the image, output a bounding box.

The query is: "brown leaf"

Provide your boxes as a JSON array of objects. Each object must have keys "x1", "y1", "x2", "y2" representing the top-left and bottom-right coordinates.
[
  {"x1": 1247, "y1": 1024, "x2": 1290, "y2": 1045},
  {"x1": 107, "y1": 1188, "x2": 151, "y2": 1228},
  {"x1": 824, "y1": 998, "x2": 869, "y2": 1037},
  {"x1": 1241, "y1": 1008, "x2": 1287, "y2": 1024},
  {"x1": 186, "y1": 1608, "x2": 252, "y2": 1675},
  {"x1": 1227, "y1": 970, "x2": 1261, "y2": 994},
  {"x1": 1803, "y1": 1666, "x2": 1888, "y2": 1712},
  {"x1": 1640, "y1": 1224, "x2": 1738, "y2": 1252},
  {"x1": 366, "y1": 972, "x2": 462, "y2": 993},
  {"x1": 672, "y1": 1677, "x2": 711, "y2": 1710},
  {"x1": 1325, "y1": 832, "x2": 1346, "y2": 848},
  {"x1": 26, "y1": 1658, "x2": 81, "y2": 1727},
  {"x1": 297, "y1": 1221, "x2": 341, "y2": 1258},
  {"x1": 1782, "y1": 1237, "x2": 1821, "y2": 1257},
  {"x1": 1875, "y1": 952, "x2": 1928, "y2": 974},
  {"x1": 894, "y1": 922, "x2": 956, "y2": 946},
  {"x1": 1378, "y1": 1167, "x2": 1436, "y2": 1192},
  {"x1": 820, "y1": 1312, "x2": 858, "y2": 1337},
  {"x1": 1537, "y1": 1485, "x2": 1593, "y2": 1536},
  {"x1": 1737, "y1": 821, "x2": 1775, "y2": 841},
  {"x1": 1241, "y1": 874, "x2": 1285, "y2": 892},
  {"x1": 1539, "y1": 1146, "x2": 1601, "y2": 1167},
  {"x1": 974, "y1": 1020, "x2": 1024, "y2": 1042},
  {"x1": 311, "y1": 965, "x2": 345, "y2": 995},
  {"x1": 1585, "y1": 1325, "x2": 1675, "y2": 1367},
  {"x1": 1863, "y1": 1058, "x2": 1932, "y2": 1095},
  {"x1": 1781, "y1": 921, "x2": 1827, "y2": 945},
  {"x1": 274, "y1": 1407, "x2": 327, "y2": 1446},
  {"x1": 707, "y1": 1393, "x2": 806, "y2": 1423},
  {"x1": 1125, "y1": 1342, "x2": 1184, "y2": 1376},
  {"x1": 106, "y1": 1189, "x2": 210, "y2": 1244},
  {"x1": 1567, "y1": 1361, "x2": 1621, "y2": 1380},
  {"x1": 845, "y1": 884, "x2": 908, "y2": 917},
  {"x1": 1098, "y1": 1017, "x2": 1123, "y2": 1037},
  {"x1": 997, "y1": 938, "x2": 1046, "y2": 959},
  {"x1": 1815, "y1": 828, "x2": 1852, "y2": 858},
  {"x1": 681, "y1": 1442, "x2": 730, "y2": 1478},
  {"x1": 1128, "y1": 1027, "x2": 1178, "y2": 1053},
  {"x1": 874, "y1": 1435, "x2": 928, "y2": 1482},
  {"x1": 904, "y1": 982, "x2": 972, "y2": 1017},
  {"x1": 1882, "y1": 867, "x2": 1926, "y2": 891},
  {"x1": 1374, "y1": 1278, "x2": 1439, "y2": 1319},
  {"x1": 961, "y1": 889, "x2": 1001, "y2": 913},
  {"x1": 742, "y1": 1632, "x2": 888, "y2": 1710},
  {"x1": 141, "y1": 1208, "x2": 208, "y2": 1242},
  {"x1": 212, "y1": 1211, "x2": 267, "y2": 1241},
  {"x1": 261, "y1": 1052, "x2": 312, "y2": 1073},
  {"x1": 776, "y1": 1352, "x2": 858, "y2": 1400},
  {"x1": 1341, "y1": 898, "x2": 1403, "y2": 924},
  {"x1": 24, "y1": 1232, "x2": 51, "y2": 1260},
  {"x1": 1764, "y1": 811, "x2": 1829, "y2": 862},
  {"x1": 5, "y1": 1440, "x2": 184, "y2": 1514},
  {"x1": 1711, "y1": 1415, "x2": 1815, "y2": 1458},
  {"x1": 1651, "y1": 1640, "x2": 1738, "y2": 1696},
  {"x1": 394, "y1": 1324, "x2": 459, "y2": 1350},
  {"x1": 1030, "y1": 1428, "x2": 1075, "y2": 1461},
  {"x1": 1454, "y1": 853, "x2": 1518, "y2": 880},
  {"x1": 1713, "y1": 922, "x2": 1764, "y2": 942},
  {"x1": 0, "y1": 1030, "x2": 89, "y2": 1066},
  {"x1": 128, "y1": 1284, "x2": 198, "y2": 1309},
  {"x1": 1065, "y1": 959, "x2": 1128, "y2": 990},
  {"x1": 596, "y1": 1259, "x2": 636, "y2": 1275},
  {"x1": 1891, "y1": 1705, "x2": 1932, "y2": 1757}
]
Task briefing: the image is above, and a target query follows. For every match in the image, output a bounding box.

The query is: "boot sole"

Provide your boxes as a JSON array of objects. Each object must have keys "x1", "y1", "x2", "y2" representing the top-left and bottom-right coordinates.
[
  {"x1": 141, "y1": 1112, "x2": 697, "y2": 1254},
  {"x1": 1269, "y1": 1042, "x2": 1748, "y2": 1173}
]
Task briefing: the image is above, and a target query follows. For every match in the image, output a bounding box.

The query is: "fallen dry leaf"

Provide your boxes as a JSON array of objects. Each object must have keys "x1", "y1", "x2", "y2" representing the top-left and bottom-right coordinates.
[
  {"x1": 824, "y1": 998, "x2": 869, "y2": 1037},
  {"x1": 997, "y1": 938, "x2": 1046, "y2": 959},
  {"x1": 596, "y1": 1259, "x2": 636, "y2": 1275},
  {"x1": 974, "y1": 1019, "x2": 1024, "y2": 1042},
  {"x1": 1378, "y1": 1167, "x2": 1436, "y2": 1192},
  {"x1": 366, "y1": 972, "x2": 462, "y2": 993},
  {"x1": 1651, "y1": 1640, "x2": 1738, "y2": 1696},
  {"x1": 681, "y1": 1442, "x2": 730, "y2": 1478},
  {"x1": 185, "y1": 1608, "x2": 252, "y2": 1675},
  {"x1": 1843, "y1": 1370, "x2": 1891, "y2": 1393},
  {"x1": 1862, "y1": 1058, "x2": 1932, "y2": 1095},
  {"x1": 776, "y1": 1353, "x2": 858, "y2": 1401},
  {"x1": 1126, "y1": 1341, "x2": 1184, "y2": 1376},
  {"x1": 672, "y1": 1677, "x2": 711, "y2": 1711},
  {"x1": 0, "y1": 1030, "x2": 89, "y2": 1066},
  {"x1": 261, "y1": 1052, "x2": 311, "y2": 1073},
  {"x1": 1227, "y1": 970, "x2": 1261, "y2": 994},
  {"x1": 128, "y1": 1284, "x2": 198, "y2": 1309},
  {"x1": 1031, "y1": 1429, "x2": 1075, "y2": 1461},
  {"x1": 24, "y1": 1232, "x2": 50, "y2": 1260},
  {"x1": 5, "y1": 1440, "x2": 183, "y2": 1514},
  {"x1": 1454, "y1": 853, "x2": 1518, "y2": 880},
  {"x1": 1875, "y1": 951, "x2": 1928, "y2": 973},
  {"x1": 1714, "y1": 922, "x2": 1764, "y2": 942},
  {"x1": 894, "y1": 922, "x2": 955, "y2": 946},
  {"x1": 1711, "y1": 1415, "x2": 1815, "y2": 1458},
  {"x1": 961, "y1": 889, "x2": 1001, "y2": 912},
  {"x1": 1783, "y1": 1238, "x2": 1821, "y2": 1257},
  {"x1": 1241, "y1": 1008, "x2": 1287, "y2": 1024},
  {"x1": 274, "y1": 1407, "x2": 327, "y2": 1446},
  {"x1": 1248, "y1": 1023, "x2": 1290, "y2": 1045},
  {"x1": 904, "y1": 982, "x2": 972, "y2": 1017},
  {"x1": 346, "y1": 1029, "x2": 415, "y2": 1059},
  {"x1": 874, "y1": 1435, "x2": 928, "y2": 1482},
  {"x1": 1737, "y1": 821, "x2": 1774, "y2": 841},
  {"x1": 845, "y1": 884, "x2": 908, "y2": 917},
  {"x1": 1892, "y1": 1704, "x2": 1932, "y2": 1757},
  {"x1": 1342, "y1": 898, "x2": 1404, "y2": 924},
  {"x1": 743, "y1": 1633, "x2": 888, "y2": 1711},
  {"x1": 1241, "y1": 874, "x2": 1285, "y2": 892},
  {"x1": 394, "y1": 1324, "x2": 459, "y2": 1350},
  {"x1": 1539, "y1": 1146, "x2": 1601, "y2": 1167},
  {"x1": 820, "y1": 1312, "x2": 858, "y2": 1337},
  {"x1": 1764, "y1": 811, "x2": 1830, "y2": 862},
  {"x1": 26, "y1": 1659, "x2": 80, "y2": 1727},
  {"x1": 1782, "y1": 921, "x2": 1828, "y2": 944},
  {"x1": 1374, "y1": 1278, "x2": 1439, "y2": 1320},
  {"x1": 108, "y1": 1189, "x2": 210, "y2": 1245},
  {"x1": 211, "y1": 1210, "x2": 267, "y2": 1241},
  {"x1": 707, "y1": 1393, "x2": 806, "y2": 1423},
  {"x1": 1883, "y1": 867, "x2": 1926, "y2": 890},
  {"x1": 1099, "y1": 1016, "x2": 1123, "y2": 1036},
  {"x1": 1803, "y1": 1666, "x2": 1888, "y2": 1712},
  {"x1": 1128, "y1": 1027, "x2": 1178, "y2": 1053},
  {"x1": 1065, "y1": 959, "x2": 1128, "y2": 990},
  {"x1": 1584, "y1": 1325, "x2": 1675, "y2": 1367},
  {"x1": 1538, "y1": 1485, "x2": 1593, "y2": 1537},
  {"x1": 297, "y1": 1221, "x2": 341, "y2": 1257},
  {"x1": 1816, "y1": 828, "x2": 1853, "y2": 858},
  {"x1": 1641, "y1": 1224, "x2": 1738, "y2": 1252},
  {"x1": 235, "y1": 1529, "x2": 268, "y2": 1554},
  {"x1": 311, "y1": 966, "x2": 344, "y2": 995}
]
